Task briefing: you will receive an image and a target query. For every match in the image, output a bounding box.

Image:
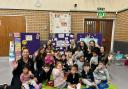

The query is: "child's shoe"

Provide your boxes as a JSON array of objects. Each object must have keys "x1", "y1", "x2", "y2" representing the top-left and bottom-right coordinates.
[{"x1": 38, "y1": 83, "x2": 42, "y2": 89}]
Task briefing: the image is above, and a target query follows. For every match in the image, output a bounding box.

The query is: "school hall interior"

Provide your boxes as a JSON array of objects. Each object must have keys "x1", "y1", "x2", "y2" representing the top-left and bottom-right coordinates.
[{"x1": 0, "y1": 0, "x2": 128, "y2": 89}]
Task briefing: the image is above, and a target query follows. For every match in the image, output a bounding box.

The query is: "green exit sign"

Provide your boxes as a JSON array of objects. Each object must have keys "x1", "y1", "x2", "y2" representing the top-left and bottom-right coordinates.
[{"x1": 97, "y1": 8, "x2": 105, "y2": 18}]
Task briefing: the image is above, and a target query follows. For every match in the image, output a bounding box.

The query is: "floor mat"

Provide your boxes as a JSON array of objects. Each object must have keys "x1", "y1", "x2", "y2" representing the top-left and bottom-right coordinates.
[{"x1": 42, "y1": 83, "x2": 118, "y2": 89}]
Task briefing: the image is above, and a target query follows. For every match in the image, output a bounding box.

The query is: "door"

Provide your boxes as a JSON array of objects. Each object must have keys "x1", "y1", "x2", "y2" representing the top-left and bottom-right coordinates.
[
  {"x1": 84, "y1": 19, "x2": 113, "y2": 52},
  {"x1": 0, "y1": 16, "x2": 7, "y2": 56},
  {"x1": 0, "y1": 16, "x2": 26, "y2": 56}
]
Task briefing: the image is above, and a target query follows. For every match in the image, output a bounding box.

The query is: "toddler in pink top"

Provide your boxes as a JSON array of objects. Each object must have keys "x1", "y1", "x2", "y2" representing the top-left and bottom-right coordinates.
[
  {"x1": 20, "y1": 66, "x2": 41, "y2": 89},
  {"x1": 52, "y1": 62, "x2": 67, "y2": 89}
]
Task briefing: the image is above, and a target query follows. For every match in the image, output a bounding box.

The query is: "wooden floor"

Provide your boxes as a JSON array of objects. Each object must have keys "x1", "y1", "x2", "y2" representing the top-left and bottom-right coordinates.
[{"x1": 0, "y1": 57, "x2": 128, "y2": 89}]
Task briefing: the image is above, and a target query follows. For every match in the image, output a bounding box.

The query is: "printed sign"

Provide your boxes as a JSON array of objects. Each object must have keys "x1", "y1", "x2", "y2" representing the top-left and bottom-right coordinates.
[
  {"x1": 14, "y1": 37, "x2": 21, "y2": 60},
  {"x1": 50, "y1": 12, "x2": 71, "y2": 33},
  {"x1": 52, "y1": 33, "x2": 74, "y2": 52},
  {"x1": 77, "y1": 33, "x2": 102, "y2": 46},
  {"x1": 9, "y1": 41, "x2": 15, "y2": 62}
]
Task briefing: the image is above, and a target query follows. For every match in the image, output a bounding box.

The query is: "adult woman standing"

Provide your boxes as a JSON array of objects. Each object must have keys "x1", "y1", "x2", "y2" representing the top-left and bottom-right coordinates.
[{"x1": 11, "y1": 48, "x2": 35, "y2": 89}]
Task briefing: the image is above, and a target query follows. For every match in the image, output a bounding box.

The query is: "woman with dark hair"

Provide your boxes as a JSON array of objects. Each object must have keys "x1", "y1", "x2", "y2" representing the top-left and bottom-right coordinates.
[
  {"x1": 88, "y1": 40, "x2": 100, "y2": 54},
  {"x1": 88, "y1": 40, "x2": 100, "y2": 61},
  {"x1": 10, "y1": 48, "x2": 35, "y2": 89},
  {"x1": 46, "y1": 40, "x2": 53, "y2": 50},
  {"x1": 79, "y1": 41, "x2": 88, "y2": 57},
  {"x1": 35, "y1": 47, "x2": 46, "y2": 71},
  {"x1": 67, "y1": 40, "x2": 77, "y2": 54},
  {"x1": 99, "y1": 46, "x2": 106, "y2": 61}
]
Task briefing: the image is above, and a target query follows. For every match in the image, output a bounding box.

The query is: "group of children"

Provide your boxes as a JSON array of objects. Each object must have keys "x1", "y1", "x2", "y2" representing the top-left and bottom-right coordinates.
[{"x1": 19, "y1": 40, "x2": 113, "y2": 89}]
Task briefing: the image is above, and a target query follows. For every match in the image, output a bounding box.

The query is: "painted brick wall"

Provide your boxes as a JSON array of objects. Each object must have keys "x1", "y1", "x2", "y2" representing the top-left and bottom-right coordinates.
[
  {"x1": 115, "y1": 10, "x2": 128, "y2": 41},
  {"x1": 71, "y1": 12, "x2": 116, "y2": 38},
  {"x1": 0, "y1": 9, "x2": 49, "y2": 40},
  {"x1": 0, "y1": 9, "x2": 117, "y2": 41}
]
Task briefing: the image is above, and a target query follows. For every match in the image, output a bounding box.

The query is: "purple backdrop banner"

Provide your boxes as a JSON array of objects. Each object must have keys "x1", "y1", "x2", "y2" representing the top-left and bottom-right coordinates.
[
  {"x1": 52, "y1": 33, "x2": 74, "y2": 52},
  {"x1": 77, "y1": 33, "x2": 102, "y2": 46},
  {"x1": 21, "y1": 33, "x2": 40, "y2": 55}
]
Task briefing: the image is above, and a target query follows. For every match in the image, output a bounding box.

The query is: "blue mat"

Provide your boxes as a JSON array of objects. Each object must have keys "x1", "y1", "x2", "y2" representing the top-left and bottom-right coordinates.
[{"x1": 82, "y1": 80, "x2": 109, "y2": 89}]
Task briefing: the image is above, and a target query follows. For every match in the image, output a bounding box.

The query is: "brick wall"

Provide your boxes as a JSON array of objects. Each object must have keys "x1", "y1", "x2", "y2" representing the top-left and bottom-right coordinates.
[
  {"x1": 0, "y1": 9, "x2": 117, "y2": 41},
  {"x1": 71, "y1": 12, "x2": 116, "y2": 38},
  {"x1": 115, "y1": 10, "x2": 128, "y2": 41},
  {"x1": 0, "y1": 9, "x2": 49, "y2": 40}
]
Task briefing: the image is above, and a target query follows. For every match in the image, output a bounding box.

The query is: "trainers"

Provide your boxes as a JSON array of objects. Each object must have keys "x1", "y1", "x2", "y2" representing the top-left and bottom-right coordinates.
[
  {"x1": 0, "y1": 84, "x2": 8, "y2": 89},
  {"x1": 0, "y1": 84, "x2": 4, "y2": 89}
]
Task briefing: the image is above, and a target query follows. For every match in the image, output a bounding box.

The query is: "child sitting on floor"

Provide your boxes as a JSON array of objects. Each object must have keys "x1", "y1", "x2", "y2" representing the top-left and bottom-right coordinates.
[
  {"x1": 72, "y1": 47, "x2": 84, "y2": 61},
  {"x1": 54, "y1": 50, "x2": 62, "y2": 62},
  {"x1": 44, "y1": 52, "x2": 54, "y2": 69},
  {"x1": 90, "y1": 49, "x2": 99, "y2": 71},
  {"x1": 81, "y1": 63, "x2": 95, "y2": 88},
  {"x1": 20, "y1": 65, "x2": 41, "y2": 89},
  {"x1": 52, "y1": 61, "x2": 67, "y2": 89},
  {"x1": 74, "y1": 54, "x2": 85, "y2": 75},
  {"x1": 36, "y1": 64, "x2": 52, "y2": 84},
  {"x1": 61, "y1": 54, "x2": 68, "y2": 72},
  {"x1": 67, "y1": 64, "x2": 81, "y2": 89},
  {"x1": 67, "y1": 52, "x2": 74, "y2": 70},
  {"x1": 93, "y1": 61, "x2": 110, "y2": 85}
]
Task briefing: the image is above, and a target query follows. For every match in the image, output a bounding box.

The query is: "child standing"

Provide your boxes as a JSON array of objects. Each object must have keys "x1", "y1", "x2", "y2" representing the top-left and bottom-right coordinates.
[
  {"x1": 52, "y1": 62, "x2": 67, "y2": 89},
  {"x1": 93, "y1": 61, "x2": 110, "y2": 85},
  {"x1": 67, "y1": 64, "x2": 81, "y2": 89},
  {"x1": 20, "y1": 66, "x2": 41, "y2": 89},
  {"x1": 81, "y1": 63, "x2": 95, "y2": 88}
]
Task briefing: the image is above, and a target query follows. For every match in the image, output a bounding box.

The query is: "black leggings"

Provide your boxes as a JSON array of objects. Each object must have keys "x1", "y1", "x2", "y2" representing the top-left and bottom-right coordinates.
[{"x1": 8, "y1": 75, "x2": 21, "y2": 89}]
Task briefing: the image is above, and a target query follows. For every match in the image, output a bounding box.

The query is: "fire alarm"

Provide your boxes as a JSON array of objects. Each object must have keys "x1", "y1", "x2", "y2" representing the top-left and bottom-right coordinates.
[{"x1": 74, "y1": 4, "x2": 77, "y2": 8}]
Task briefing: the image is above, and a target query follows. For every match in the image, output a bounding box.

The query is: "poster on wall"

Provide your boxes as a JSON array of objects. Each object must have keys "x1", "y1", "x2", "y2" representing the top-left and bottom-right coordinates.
[
  {"x1": 50, "y1": 12, "x2": 71, "y2": 33},
  {"x1": 9, "y1": 41, "x2": 15, "y2": 62},
  {"x1": 52, "y1": 33, "x2": 74, "y2": 52},
  {"x1": 14, "y1": 38, "x2": 21, "y2": 60},
  {"x1": 13, "y1": 33, "x2": 22, "y2": 60},
  {"x1": 77, "y1": 33, "x2": 102, "y2": 46},
  {"x1": 21, "y1": 33, "x2": 40, "y2": 55}
]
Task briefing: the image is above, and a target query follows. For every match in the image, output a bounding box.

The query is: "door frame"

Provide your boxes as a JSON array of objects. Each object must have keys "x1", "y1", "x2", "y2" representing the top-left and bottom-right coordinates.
[
  {"x1": 0, "y1": 15, "x2": 26, "y2": 32},
  {"x1": 83, "y1": 17, "x2": 116, "y2": 52}
]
